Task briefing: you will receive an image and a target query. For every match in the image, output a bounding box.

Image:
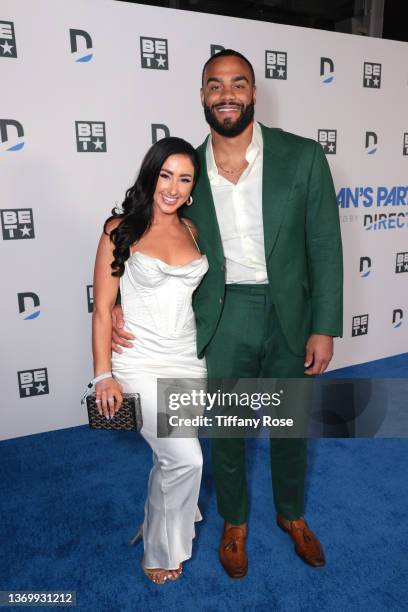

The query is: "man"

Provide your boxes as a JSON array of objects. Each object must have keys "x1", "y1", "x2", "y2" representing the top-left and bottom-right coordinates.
[{"x1": 113, "y1": 49, "x2": 343, "y2": 578}]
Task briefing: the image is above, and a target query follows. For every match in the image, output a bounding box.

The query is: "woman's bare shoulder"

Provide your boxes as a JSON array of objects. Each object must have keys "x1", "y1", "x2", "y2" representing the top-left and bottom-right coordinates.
[
  {"x1": 181, "y1": 217, "x2": 198, "y2": 238},
  {"x1": 104, "y1": 216, "x2": 123, "y2": 236}
]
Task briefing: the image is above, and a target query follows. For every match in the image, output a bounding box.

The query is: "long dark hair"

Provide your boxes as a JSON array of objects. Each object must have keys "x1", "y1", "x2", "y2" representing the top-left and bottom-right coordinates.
[{"x1": 104, "y1": 137, "x2": 200, "y2": 277}]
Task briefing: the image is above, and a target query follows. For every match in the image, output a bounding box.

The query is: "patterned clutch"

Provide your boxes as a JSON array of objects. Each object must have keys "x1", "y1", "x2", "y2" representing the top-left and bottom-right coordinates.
[{"x1": 86, "y1": 393, "x2": 143, "y2": 432}]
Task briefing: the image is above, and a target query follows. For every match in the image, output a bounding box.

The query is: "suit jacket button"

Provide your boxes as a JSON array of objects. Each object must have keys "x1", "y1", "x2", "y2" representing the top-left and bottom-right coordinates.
[{"x1": 219, "y1": 297, "x2": 223, "y2": 304}]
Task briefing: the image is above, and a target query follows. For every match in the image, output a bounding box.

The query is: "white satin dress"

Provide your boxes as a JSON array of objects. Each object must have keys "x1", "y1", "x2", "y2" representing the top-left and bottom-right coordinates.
[{"x1": 111, "y1": 231, "x2": 208, "y2": 570}]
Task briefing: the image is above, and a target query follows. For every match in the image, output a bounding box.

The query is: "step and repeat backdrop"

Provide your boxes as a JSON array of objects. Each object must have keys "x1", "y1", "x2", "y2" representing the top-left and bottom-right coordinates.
[{"x1": 1, "y1": 0, "x2": 407, "y2": 440}]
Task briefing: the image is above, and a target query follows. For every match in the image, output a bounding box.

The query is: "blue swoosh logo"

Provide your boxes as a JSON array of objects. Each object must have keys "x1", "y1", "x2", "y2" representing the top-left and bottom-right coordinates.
[
  {"x1": 24, "y1": 311, "x2": 40, "y2": 320},
  {"x1": 323, "y1": 76, "x2": 334, "y2": 83},
  {"x1": 7, "y1": 142, "x2": 24, "y2": 151},
  {"x1": 76, "y1": 53, "x2": 93, "y2": 62}
]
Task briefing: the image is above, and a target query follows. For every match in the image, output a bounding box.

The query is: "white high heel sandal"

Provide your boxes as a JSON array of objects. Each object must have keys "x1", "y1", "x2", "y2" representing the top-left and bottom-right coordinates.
[
  {"x1": 129, "y1": 525, "x2": 143, "y2": 546},
  {"x1": 129, "y1": 525, "x2": 182, "y2": 584}
]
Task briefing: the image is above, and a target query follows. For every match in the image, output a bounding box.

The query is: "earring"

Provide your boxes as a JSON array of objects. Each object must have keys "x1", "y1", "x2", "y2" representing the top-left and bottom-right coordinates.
[{"x1": 186, "y1": 196, "x2": 193, "y2": 206}]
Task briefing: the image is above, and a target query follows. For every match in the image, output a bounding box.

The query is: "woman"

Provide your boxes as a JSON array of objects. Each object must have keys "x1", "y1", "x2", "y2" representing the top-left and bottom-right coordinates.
[{"x1": 92, "y1": 137, "x2": 208, "y2": 584}]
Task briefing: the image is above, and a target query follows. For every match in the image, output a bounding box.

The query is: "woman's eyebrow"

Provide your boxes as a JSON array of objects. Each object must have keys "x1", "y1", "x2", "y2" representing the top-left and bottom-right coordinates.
[{"x1": 161, "y1": 168, "x2": 192, "y2": 178}]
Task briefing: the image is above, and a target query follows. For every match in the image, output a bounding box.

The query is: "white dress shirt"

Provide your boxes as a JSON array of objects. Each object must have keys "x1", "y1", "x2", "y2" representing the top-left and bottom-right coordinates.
[{"x1": 206, "y1": 121, "x2": 267, "y2": 284}]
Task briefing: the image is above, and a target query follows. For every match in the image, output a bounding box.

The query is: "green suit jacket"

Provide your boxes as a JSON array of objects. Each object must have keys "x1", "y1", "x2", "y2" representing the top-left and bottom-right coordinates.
[{"x1": 183, "y1": 123, "x2": 343, "y2": 358}]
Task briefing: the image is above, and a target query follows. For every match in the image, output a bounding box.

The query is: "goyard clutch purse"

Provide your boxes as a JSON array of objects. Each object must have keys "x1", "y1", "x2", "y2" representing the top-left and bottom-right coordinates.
[{"x1": 86, "y1": 392, "x2": 143, "y2": 432}]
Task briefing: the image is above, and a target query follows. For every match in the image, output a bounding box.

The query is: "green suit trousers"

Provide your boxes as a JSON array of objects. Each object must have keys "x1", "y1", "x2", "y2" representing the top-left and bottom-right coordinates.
[{"x1": 205, "y1": 284, "x2": 308, "y2": 524}]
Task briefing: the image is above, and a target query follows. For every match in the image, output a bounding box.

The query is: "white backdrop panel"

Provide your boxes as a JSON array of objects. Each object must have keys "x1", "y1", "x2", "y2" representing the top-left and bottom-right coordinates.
[{"x1": 0, "y1": 0, "x2": 407, "y2": 440}]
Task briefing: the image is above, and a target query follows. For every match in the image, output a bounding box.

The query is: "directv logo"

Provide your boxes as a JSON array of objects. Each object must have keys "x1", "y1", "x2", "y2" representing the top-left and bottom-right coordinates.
[
  {"x1": 0, "y1": 20, "x2": 17, "y2": 58},
  {"x1": 18, "y1": 292, "x2": 40, "y2": 320},
  {"x1": 363, "y1": 213, "x2": 408, "y2": 231},
  {"x1": 0, "y1": 119, "x2": 24, "y2": 151},
  {"x1": 70, "y1": 28, "x2": 93, "y2": 62},
  {"x1": 392, "y1": 309, "x2": 403, "y2": 329},
  {"x1": 320, "y1": 57, "x2": 334, "y2": 84},
  {"x1": 359, "y1": 256, "x2": 371, "y2": 278},
  {"x1": 151, "y1": 123, "x2": 170, "y2": 144},
  {"x1": 365, "y1": 131, "x2": 378, "y2": 155}
]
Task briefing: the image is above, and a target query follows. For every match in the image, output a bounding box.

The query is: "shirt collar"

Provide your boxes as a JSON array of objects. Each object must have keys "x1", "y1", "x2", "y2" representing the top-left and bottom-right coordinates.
[{"x1": 206, "y1": 121, "x2": 263, "y2": 182}]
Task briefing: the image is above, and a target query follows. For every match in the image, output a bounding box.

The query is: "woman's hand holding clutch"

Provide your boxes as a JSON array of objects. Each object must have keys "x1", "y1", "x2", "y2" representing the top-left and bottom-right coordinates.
[{"x1": 95, "y1": 377, "x2": 123, "y2": 419}]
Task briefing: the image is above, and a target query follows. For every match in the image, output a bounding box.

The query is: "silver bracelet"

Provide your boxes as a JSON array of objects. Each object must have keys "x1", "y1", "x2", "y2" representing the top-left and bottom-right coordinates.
[{"x1": 81, "y1": 371, "x2": 113, "y2": 404}]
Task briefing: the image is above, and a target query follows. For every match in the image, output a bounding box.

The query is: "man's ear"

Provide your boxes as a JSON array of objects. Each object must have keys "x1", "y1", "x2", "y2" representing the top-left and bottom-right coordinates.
[
  {"x1": 200, "y1": 87, "x2": 204, "y2": 106},
  {"x1": 253, "y1": 85, "x2": 257, "y2": 105}
]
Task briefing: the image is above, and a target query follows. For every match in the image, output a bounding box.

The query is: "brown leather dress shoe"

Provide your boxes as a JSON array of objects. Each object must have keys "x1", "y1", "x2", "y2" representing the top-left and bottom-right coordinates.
[
  {"x1": 277, "y1": 516, "x2": 325, "y2": 567},
  {"x1": 219, "y1": 523, "x2": 248, "y2": 578}
]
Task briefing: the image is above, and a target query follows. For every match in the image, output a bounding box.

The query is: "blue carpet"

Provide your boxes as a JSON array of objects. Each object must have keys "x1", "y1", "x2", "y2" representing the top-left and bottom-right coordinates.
[
  {"x1": 325, "y1": 352, "x2": 408, "y2": 378},
  {"x1": 1, "y1": 354, "x2": 407, "y2": 611}
]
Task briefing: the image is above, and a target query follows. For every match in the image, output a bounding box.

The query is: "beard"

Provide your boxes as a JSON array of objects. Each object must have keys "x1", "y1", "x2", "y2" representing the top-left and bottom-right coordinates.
[{"x1": 203, "y1": 100, "x2": 255, "y2": 137}]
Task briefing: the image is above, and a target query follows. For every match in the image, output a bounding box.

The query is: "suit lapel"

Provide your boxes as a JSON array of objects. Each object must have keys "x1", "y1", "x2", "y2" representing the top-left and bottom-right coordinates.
[
  {"x1": 260, "y1": 124, "x2": 296, "y2": 259},
  {"x1": 191, "y1": 139, "x2": 224, "y2": 264}
]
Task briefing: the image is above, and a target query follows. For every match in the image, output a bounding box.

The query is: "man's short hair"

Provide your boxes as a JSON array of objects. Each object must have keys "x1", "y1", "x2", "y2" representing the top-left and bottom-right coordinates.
[{"x1": 201, "y1": 49, "x2": 256, "y2": 86}]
